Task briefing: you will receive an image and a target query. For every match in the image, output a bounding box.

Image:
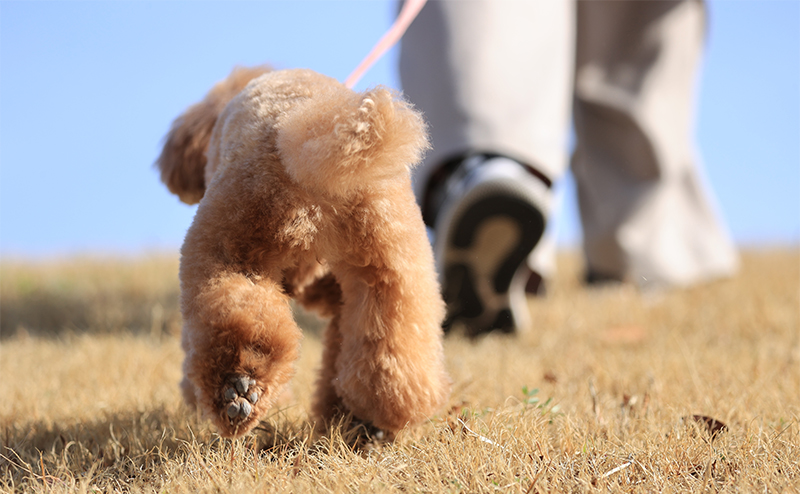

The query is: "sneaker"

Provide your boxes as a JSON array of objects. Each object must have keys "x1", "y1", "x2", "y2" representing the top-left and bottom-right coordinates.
[{"x1": 431, "y1": 155, "x2": 549, "y2": 336}]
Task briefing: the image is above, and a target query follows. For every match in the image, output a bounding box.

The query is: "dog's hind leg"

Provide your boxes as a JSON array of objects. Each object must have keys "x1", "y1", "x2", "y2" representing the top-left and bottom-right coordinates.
[
  {"x1": 310, "y1": 313, "x2": 347, "y2": 430},
  {"x1": 324, "y1": 187, "x2": 451, "y2": 435},
  {"x1": 289, "y1": 272, "x2": 349, "y2": 431},
  {"x1": 330, "y1": 265, "x2": 451, "y2": 435},
  {"x1": 181, "y1": 271, "x2": 302, "y2": 438}
]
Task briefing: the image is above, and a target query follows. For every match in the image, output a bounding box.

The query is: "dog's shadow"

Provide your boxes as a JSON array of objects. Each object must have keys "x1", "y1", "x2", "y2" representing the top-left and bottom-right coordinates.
[
  {"x1": 1, "y1": 405, "x2": 386, "y2": 488},
  {"x1": 2, "y1": 406, "x2": 197, "y2": 485}
]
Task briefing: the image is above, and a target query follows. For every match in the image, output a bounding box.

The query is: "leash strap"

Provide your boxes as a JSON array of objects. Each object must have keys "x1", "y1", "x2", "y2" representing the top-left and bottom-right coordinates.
[{"x1": 344, "y1": 0, "x2": 427, "y2": 89}]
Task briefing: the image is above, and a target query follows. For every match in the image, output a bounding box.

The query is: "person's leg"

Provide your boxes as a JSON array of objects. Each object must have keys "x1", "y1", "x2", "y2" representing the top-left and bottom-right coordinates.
[
  {"x1": 400, "y1": 0, "x2": 573, "y2": 202},
  {"x1": 573, "y1": 0, "x2": 738, "y2": 287},
  {"x1": 399, "y1": 0, "x2": 574, "y2": 333}
]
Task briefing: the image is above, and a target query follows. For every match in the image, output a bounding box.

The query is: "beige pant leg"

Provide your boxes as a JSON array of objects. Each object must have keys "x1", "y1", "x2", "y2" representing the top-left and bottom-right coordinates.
[
  {"x1": 573, "y1": 0, "x2": 738, "y2": 287},
  {"x1": 399, "y1": 0, "x2": 574, "y2": 201},
  {"x1": 399, "y1": 0, "x2": 574, "y2": 278}
]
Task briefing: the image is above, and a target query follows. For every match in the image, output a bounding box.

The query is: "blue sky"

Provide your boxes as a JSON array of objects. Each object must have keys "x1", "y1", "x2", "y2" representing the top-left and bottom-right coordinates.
[{"x1": 1, "y1": 0, "x2": 798, "y2": 257}]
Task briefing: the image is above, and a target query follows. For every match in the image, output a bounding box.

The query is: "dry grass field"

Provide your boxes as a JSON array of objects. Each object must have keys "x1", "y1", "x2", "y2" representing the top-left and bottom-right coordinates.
[{"x1": 0, "y1": 249, "x2": 798, "y2": 492}]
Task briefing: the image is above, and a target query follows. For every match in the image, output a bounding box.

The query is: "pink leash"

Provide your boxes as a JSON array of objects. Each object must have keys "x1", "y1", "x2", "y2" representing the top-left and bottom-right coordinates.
[{"x1": 344, "y1": 0, "x2": 427, "y2": 89}]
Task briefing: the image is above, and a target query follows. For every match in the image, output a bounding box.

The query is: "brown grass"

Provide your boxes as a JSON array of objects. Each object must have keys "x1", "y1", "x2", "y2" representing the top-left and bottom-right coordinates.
[{"x1": 1, "y1": 249, "x2": 798, "y2": 492}]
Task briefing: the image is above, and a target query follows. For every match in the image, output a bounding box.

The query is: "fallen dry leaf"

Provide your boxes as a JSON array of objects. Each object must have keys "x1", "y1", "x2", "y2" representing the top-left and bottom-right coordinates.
[
  {"x1": 686, "y1": 414, "x2": 728, "y2": 439},
  {"x1": 598, "y1": 325, "x2": 648, "y2": 345},
  {"x1": 543, "y1": 371, "x2": 558, "y2": 384}
]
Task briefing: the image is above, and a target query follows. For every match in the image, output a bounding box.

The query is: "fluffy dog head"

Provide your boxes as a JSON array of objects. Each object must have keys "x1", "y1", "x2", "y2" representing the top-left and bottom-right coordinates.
[{"x1": 156, "y1": 65, "x2": 270, "y2": 204}]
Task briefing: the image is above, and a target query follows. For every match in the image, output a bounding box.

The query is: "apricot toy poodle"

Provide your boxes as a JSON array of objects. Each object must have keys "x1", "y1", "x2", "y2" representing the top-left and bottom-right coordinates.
[{"x1": 157, "y1": 66, "x2": 451, "y2": 439}]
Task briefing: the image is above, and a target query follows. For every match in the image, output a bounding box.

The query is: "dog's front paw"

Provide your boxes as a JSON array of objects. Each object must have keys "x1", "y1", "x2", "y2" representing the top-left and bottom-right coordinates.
[{"x1": 221, "y1": 375, "x2": 261, "y2": 425}]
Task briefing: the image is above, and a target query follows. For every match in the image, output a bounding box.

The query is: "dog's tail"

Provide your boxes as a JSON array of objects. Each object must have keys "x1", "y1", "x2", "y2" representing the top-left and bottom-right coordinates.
[
  {"x1": 276, "y1": 85, "x2": 429, "y2": 198},
  {"x1": 156, "y1": 66, "x2": 270, "y2": 205}
]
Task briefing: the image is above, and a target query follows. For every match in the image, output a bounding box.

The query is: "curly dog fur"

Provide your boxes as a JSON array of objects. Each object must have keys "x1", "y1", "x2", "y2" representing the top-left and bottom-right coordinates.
[{"x1": 157, "y1": 67, "x2": 451, "y2": 438}]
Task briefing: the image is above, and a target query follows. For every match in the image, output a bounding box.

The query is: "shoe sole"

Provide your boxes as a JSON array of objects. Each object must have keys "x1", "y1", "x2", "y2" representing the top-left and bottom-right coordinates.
[{"x1": 437, "y1": 180, "x2": 546, "y2": 336}]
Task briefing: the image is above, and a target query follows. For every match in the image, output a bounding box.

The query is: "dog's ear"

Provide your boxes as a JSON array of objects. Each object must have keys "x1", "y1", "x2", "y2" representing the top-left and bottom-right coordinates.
[{"x1": 156, "y1": 66, "x2": 270, "y2": 204}]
